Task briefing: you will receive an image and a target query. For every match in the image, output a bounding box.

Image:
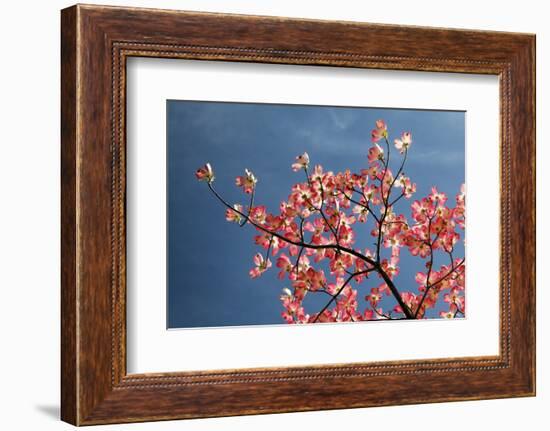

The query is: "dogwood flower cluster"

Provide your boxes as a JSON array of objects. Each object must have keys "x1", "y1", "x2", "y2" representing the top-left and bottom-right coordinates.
[{"x1": 196, "y1": 120, "x2": 465, "y2": 323}]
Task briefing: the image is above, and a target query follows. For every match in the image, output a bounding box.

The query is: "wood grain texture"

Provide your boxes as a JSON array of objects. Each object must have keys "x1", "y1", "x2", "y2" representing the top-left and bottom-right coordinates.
[
  {"x1": 60, "y1": 4, "x2": 536, "y2": 425},
  {"x1": 60, "y1": 5, "x2": 78, "y2": 425}
]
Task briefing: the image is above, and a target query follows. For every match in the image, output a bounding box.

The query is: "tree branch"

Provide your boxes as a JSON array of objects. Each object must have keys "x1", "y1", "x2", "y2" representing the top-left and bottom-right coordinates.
[
  {"x1": 207, "y1": 181, "x2": 415, "y2": 319},
  {"x1": 312, "y1": 269, "x2": 371, "y2": 323},
  {"x1": 414, "y1": 258, "x2": 465, "y2": 318}
]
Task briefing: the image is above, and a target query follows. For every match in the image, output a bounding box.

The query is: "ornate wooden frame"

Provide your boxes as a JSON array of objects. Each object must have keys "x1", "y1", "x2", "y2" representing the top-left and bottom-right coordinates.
[{"x1": 61, "y1": 4, "x2": 536, "y2": 425}]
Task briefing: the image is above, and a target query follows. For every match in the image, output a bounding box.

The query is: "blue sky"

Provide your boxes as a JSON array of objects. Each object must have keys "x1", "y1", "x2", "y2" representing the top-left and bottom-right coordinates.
[{"x1": 167, "y1": 100, "x2": 465, "y2": 328}]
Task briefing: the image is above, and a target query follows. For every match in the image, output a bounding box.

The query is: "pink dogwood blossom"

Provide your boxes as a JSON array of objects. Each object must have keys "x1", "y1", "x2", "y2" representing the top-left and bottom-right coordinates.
[
  {"x1": 235, "y1": 168, "x2": 257, "y2": 194},
  {"x1": 291, "y1": 152, "x2": 310, "y2": 172},
  {"x1": 195, "y1": 163, "x2": 214, "y2": 183},
  {"x1": 394, "y1": 131, "x2": 412, "y2": 153},
  {"x1": 249, "y1": 253, "x2": 272, "y2": 279},
  {"x1": 371, "y1": 119, "x2": 388, "y2": 143},
  {"x1": 368, "y1": 143, "x2": 384, "y2": 163},
  {"x1": 225, "y1": 204, "x2": 244, "y2": 223}
]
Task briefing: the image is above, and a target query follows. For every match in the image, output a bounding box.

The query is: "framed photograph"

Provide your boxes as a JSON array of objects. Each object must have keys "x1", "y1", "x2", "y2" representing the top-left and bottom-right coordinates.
[{"x1": 61, "y1": 4, "x2": 536, "y2": 425}]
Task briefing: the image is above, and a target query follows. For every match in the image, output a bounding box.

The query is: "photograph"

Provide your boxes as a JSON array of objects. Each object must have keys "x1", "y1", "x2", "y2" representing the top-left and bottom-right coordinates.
[
  {"x1": 43, "y1": 2, "x2": 536, "y2": 426},
  {"x1": 168, "y1": 101, "x2": 466, "y2": 328}
]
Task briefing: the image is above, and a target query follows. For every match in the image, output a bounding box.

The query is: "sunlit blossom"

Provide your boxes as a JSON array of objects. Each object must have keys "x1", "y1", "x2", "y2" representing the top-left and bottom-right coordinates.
[
  {"x1": 249, "y1": 253, "x2": 272, "y2": 278},
  {"x1": 291, "y1": 152, "x2": 310, "y2": 172},
  {"x1": 371, "y1": 119, "x2": 388, "y2": 143},
  {"x1": 225, "y1": 204, "x2": 243, "y2": 223},
  {"x1": 394, "y1": 131, "x2": 412, "y2": 153},
  {"x1": 235, "y1": 168, "x2": 257, "y2": 194},
  {"x1": 195, "y1": 163, "x2": 214, "y2": 183}
]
